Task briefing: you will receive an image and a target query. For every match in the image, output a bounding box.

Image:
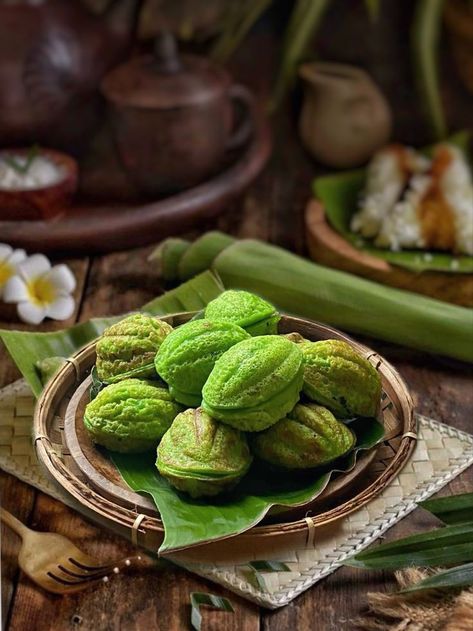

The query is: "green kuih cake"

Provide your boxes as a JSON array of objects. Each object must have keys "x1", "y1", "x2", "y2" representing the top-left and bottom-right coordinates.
[
  {"x1": 84, "y1": 379, "x2": 182, "y2": 453},
  {"x1": 202, "y1": 335, "x2": 304, "y2": 432},
  {"x1": 204, "y1": 289, "x2": 280, "y2": 335},
  {"x1": 156, "y1": 408, "x2": 252, "y2": 498},
  {"x1": 252, "y1": 403, "x2": 356, "y2": 469},
  {"x1": 154, "y1": 319, "x2": 250, "y2": 407},
  {"x1": 96, "y1": 313, "x2": 172, "y2": 384},
  {"x1": 300, "y1": 339, "x2": 382, "y2": 418}
]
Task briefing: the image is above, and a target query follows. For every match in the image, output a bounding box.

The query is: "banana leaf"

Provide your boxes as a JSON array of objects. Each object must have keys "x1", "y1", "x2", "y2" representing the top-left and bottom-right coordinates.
[
  {"x1": 0, "y1": 271, "x2": 224, "y2": 397},
  {"x1": 313, "y1": 131, "x2": 473, "y2": 273},
  {"x1": 419, "y1": 493, "x2": 473, "y2": 526},
  {"x1": 111, "y1": 417, "x2": 385, "y2": 554},
  {"x1": 346, "y1": 523, "x2": 473, "y2": 570}
]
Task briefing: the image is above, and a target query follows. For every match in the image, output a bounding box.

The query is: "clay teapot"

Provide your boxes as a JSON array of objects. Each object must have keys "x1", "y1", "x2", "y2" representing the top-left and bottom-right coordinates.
[
  {"x1": 298, "y1": 62, "x2": 392, "y2": 168},
  {"x1": 101, "y1": 33, "x2": 254, "y2": 195},
  {"x1": 0, "y1": 0, "x2": 143, "y2": 152}
]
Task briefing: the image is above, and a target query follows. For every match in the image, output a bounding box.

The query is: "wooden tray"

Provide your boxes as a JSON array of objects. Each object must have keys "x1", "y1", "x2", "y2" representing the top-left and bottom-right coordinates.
[
  {"x1": 0, "y1": 105, "x2": 271, "y2": 256},
  {"x1": 34, "y1": 314, "x2": 416, "y2": 563},
  {"x1": 305, "y1": 199, "x2": 473, "y2": 307}
]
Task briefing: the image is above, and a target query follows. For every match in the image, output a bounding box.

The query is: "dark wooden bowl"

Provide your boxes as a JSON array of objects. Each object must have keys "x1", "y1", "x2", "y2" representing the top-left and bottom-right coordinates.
[{"x1": 0, "y1": 149, "x2": 78, "y2": 221}]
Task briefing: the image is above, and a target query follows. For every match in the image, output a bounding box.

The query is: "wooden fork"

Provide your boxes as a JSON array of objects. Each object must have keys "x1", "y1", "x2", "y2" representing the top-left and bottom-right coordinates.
[{"x1": 1, "y1": 507, "x2": 143, "y2": 594}]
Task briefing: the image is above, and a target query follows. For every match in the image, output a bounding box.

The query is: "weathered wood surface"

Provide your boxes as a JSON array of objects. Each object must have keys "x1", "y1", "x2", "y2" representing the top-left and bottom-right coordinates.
[{"x1": 1, "y1": 2, "x2": 473, "y2": 628}]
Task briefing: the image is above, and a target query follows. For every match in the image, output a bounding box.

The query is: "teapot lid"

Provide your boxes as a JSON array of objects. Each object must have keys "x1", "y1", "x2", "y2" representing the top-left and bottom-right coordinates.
[{"x1": 101, "y1": 32, "x2": 230, "y2": 109}]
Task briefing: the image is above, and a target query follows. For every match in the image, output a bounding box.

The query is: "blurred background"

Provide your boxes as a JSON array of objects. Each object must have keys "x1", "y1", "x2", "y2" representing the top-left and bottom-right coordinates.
[{"x1": 0, "y1": 0, "x2": 471, "y2": 260}]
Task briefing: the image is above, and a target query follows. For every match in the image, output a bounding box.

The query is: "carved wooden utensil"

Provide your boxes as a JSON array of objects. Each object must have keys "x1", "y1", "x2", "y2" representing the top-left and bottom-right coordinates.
[{"x1": 0, "y1": 507, "x2": 142, "y2": 594}]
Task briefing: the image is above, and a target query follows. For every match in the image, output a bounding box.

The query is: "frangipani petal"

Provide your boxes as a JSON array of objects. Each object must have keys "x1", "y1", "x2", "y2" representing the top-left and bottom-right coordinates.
[
  {"x1": 18, "y1": 254, "x2": 51, "y2": 280},
  {"x1": 0, "y1": 244, "x2": 13, "y2": 262},
  {"x1": 45, "y1": 295, "x2": 75, "y2": 321},
  {"x1": 3, "y1": 276, "x2": 29, "y2": 303},
  {"x1": 7, "y1": 249, "x2": 27, "y2": 266},
  {"x1": 45, "y1": 264, "x2": 76, "y2": 294},
  {"x1": 17, "y1": 301, "x2": 47, "y2": 325}
]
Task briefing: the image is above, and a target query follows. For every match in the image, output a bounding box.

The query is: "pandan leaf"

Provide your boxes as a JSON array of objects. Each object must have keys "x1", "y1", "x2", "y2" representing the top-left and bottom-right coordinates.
[
  {"x1": 271, "y1": 0, "x2": 331, "y2": 110},
  {"x1": 111, "y1": 417, "x2": 384, "y2": 554},
  {"x1": 346, "y1": 524, "x2": 473, "y2": 569},
  {"x1": 248, "y1": 560, "x2": 291, "y2": 572},
  {"x1": 190, "y1": 592, "x2": 234, "y2": 631},
  {"x1": 364, "y1": 0, "x2": 380, "y2": 21},
  {"x1": 411, "y1": 0, "x2": 447, "y2": 140},
  {"x1": 246, "y1": 560, "x2": 291, "y2": 591},
  {"x1": 419, "y1": 493, "x2": 473, "y2": 526},
  {"x1": 399, "y1": 562, "x2": 473, "y2": 593},
  {"x1": 211, "y1": 0, "x2": 272, "y2": 63},
  {"x1": 3, "y1": 145, "x2": 39, "y2": 175}
]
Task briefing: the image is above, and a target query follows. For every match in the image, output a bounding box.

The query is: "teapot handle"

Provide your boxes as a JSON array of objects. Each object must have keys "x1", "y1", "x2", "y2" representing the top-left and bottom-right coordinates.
[{"x1": 226, "y1": 85, "x2": 254, "y2": 151}]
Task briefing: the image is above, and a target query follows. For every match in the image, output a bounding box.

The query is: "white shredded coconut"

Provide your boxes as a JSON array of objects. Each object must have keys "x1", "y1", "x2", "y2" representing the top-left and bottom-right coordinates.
[
  {"x1": 375, "y1": 174, "x2": 430, "y2": 251},
  {"x1": 351, "y1": 146, "x2": 428, "y2": 239},
  {"x1": 0, "y1": 154, "x2": 64, "y2": 191}
]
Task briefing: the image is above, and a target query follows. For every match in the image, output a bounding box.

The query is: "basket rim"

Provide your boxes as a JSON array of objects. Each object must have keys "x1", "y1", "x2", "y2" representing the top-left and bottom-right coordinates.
[{"x1": 33, "y1": 312, "x2": 416, "y2": 548}]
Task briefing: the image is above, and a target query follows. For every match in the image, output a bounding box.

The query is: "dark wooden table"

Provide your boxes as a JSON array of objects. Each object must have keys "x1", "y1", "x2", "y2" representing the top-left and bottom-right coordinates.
[
  {"x1": 2, "y1": 7, "x2": 473, "y2": 625},
  {"x1": 2, "y1": 124, "x2": 473, "y2": 629}
]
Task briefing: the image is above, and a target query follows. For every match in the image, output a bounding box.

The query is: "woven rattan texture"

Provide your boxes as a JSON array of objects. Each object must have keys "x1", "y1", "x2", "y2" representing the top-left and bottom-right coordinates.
[{"x1": 1, "y1": 379, "x2": 472, "y2": 609}]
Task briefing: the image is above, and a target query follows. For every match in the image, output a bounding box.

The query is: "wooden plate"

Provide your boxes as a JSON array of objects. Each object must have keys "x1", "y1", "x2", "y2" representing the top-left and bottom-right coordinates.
[
  {"x1": 64, "y1": 373, "x2": 379, "y2": 521},
  {"x1": 305, "y1": 199, "x2": 473, "y2": 307},
  {"x1": 0, "y1": 104, "x2": 271, "y2": 256},
  {"x1": 34, "y1": 313, "x2": 416, "y2": 562}
]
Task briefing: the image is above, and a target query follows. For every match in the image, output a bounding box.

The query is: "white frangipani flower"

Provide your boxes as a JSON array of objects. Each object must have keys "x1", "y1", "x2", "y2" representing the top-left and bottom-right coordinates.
[
  {"x1": 0, "y1": 244, "x2": 27, "y2": 298},
  {"x1": 3, "y1": 254, "x2": 76, "y2": 325}
]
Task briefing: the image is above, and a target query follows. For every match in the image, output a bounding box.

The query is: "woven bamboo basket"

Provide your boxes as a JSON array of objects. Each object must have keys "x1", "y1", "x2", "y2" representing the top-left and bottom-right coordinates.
[{"x1": 33, "y1": 314, "x2": 416, "y2": 564}]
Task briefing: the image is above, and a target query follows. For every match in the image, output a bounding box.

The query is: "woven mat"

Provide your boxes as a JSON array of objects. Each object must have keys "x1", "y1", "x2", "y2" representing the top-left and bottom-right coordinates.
[{"x1": 1, "y1": 379, "x2": 473, "y2": 609}]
